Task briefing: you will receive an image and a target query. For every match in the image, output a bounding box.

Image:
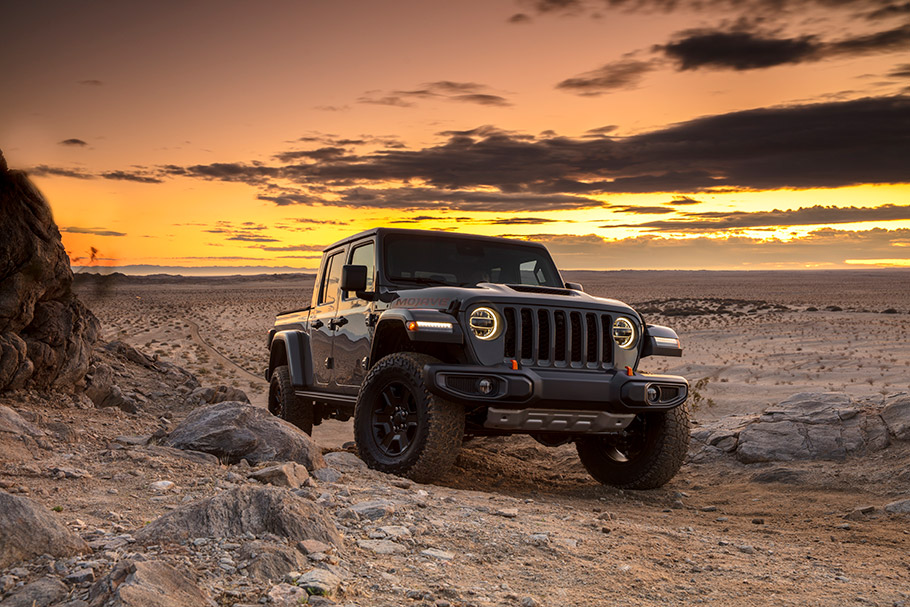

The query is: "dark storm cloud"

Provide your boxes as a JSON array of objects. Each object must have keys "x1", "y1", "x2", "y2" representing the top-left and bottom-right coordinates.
[
  {"x1": 557, "y1": 59, "x2": 656, "y2": 94},
  {"x1": 521, "y1": 228, "x2": 910, "y2": 269},
  {"x1": 331, "y1": 188, "x2": 604, "y2": 211},
  {"x1": 101, "y1": 170, "x2": 163, "y2": 184},
  {"x1": 59, "y1": 138, "x2": 88, "y2": 147},
  {"x1": 358, "y1": 81, "x2": 512, "y2": 107},
  {"x1": 890, "y1": 63, "x2": 910, "y2": 77},
  {"x1": 273, "y1": 147, "x2": 348, "y2": 163},
  {"x1": 521, "y1": 0, "x2": 898, "y2": 17},
  {"x1": 667, "y1": 196, "x2": 703, "y2": 205},
  {"x1": 611, "y1": 205, "x2": 677, "y2": 214},
  {"x1": 866, "y1": 1, "x2": 910, "y2": 19},
  {"x1": 61, "y1": 226, "x2": 126, "y2": 237},
  {"x1": 661, "y1": 31, "x2": 817, "y2": 70},
  {"x1": 606, "y1": 204, "x2": 910, "y2": 232},
  {"x1": 27, "y1": 165, "x2": 93, "y2": 179},
  {"x1": 585, "y1": 125, "x2": 618, "y2": 135},
  {"x1": 508, "y1": 12, "x2": 532, "y2": 22},
  {"x1": 77, "y1": 79, "x2": 103, "y2": 86},
  {"x1": 252, "y1": 244, "x2": 327, "y2": 252},
  {"x1": 163, "y1": 95, "x2": 910, "y2": 207}
]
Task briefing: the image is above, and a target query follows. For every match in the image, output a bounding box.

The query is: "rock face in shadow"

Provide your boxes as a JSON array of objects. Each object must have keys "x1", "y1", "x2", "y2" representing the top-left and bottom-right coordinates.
[
  {"x1": 163, "y1": 401, "x2": 325, "y2": 469},
  {"x1": 134, "y1": 485, "x2": 341, "y2": 547},
  {"x1": 690, "y1": 392, "x2": 893, "y2": 464},
  {"x1": 0, "y1": 149, "x2": 99, "y2": 392},
  {"x1": 0, "y1": 490, "x2": 91, "y2": 568}
]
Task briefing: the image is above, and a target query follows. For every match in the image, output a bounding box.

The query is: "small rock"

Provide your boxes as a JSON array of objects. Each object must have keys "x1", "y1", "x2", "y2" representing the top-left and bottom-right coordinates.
[
  {"x1": 845, "y1": 506, "x2": 876, "y2": 520},
  {"x1": 421, "y1": 548, "x2": 455, "y2": 561},
  {"x1": 495, "y1": 508, "x2": 518, "y2": 519},
  {"x1": 351, "y1": 499, "x2": 395, "y2": 521},
  {"x1": 298, "y1": 539, "x2": 333, "y2": 555},
  {"x1": 149, "y1": 480, "x2": 176, "y2": 493},
  {"x1": 323, "y1": 451, "x2": 366, "y2": 470},
  {"x1": 64, "y1": 568, "x2": 95, "y2": 584},
  {"x1": 751, "y1": 518, "x2": 765, "y2": 525},
  {"x1": 266, "y1": 582, "x2": 308, "y2": 607},
  {"x1": 529, "y1": 533, "x2": 549, "y2": 546},
  {"x1": 357, "y1": 539, "x2": 406, "y2": 554},
  {"x1": 521, "y1": 598, "x2": 539, "y2": 607},
  {"x1": 379, "y1": 525, "x2": 411, "y2": 539},
  {"x1": 313, "y1": 467, "x2": 342, "y2": 483},
  {"x1": 248, "y1": 462, "x2": 309, "y2": 489},
  {"x1": 700, "y1": 506, "x2": 718, "y2": 512},
  {"x1": 297, "y1": 568, "x2": 341, "y2": 596},
  {"x1": 736, "y1": 545, "x2": 755, "y2": 554}
]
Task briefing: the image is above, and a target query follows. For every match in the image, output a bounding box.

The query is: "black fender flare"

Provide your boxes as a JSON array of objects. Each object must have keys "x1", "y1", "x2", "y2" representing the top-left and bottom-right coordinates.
[
  {"x1": 267, "y1": 330, "x2": 314, "y2": 388},
  {"x1": 368, "y1": 308, "x2": 463, "y2": 366}
]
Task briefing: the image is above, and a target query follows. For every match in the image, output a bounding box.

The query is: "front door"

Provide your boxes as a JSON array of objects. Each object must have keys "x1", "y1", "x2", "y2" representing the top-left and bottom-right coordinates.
[
  {"x1": 309, "y1": 249, "x2": 344, "y2": 387},
  {"x1": 334, "y1": 240, "x2": 376, "y2": 393}
]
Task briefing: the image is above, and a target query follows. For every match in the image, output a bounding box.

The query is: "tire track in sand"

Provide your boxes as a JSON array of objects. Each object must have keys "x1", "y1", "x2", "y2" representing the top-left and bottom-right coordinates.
[{"x1": 184, "y1": 318, "x2": 267, "y2": 385}]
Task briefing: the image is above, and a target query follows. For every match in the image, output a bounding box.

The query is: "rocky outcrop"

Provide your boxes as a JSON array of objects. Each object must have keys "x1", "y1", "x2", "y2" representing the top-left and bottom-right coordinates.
[
  {"x1": 134, "y1": 486, "x2": 342, "y2": 547},
  {"x1": 881, "y1": 396, "x2": 910, "y2": 441},
  {"x1": 163, "y1": 401, "x2": 324, "y2": 469},
  {"x1": 88, "y1": 558, "x2": 215, "y2": 607},
  {"x1": 0, "y1": 490, "x2": 91, "y2": 568},
  {"x1": 691, "y1": 392, "x2": 899, "y2": 463},
  {"x1": 0, "y1": 149, "x2": 99, "y2": 392}
]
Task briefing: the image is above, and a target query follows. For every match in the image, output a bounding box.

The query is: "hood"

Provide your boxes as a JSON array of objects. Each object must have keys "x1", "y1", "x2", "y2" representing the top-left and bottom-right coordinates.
[{"x1": 383, "y1": 282, "x2": 638, "y2": 317}]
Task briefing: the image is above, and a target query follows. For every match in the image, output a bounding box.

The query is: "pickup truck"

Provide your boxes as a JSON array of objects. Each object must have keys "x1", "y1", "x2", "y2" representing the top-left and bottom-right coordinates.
[{"x1": 266, "y1": 227, "x2": 689, "y2": 488}]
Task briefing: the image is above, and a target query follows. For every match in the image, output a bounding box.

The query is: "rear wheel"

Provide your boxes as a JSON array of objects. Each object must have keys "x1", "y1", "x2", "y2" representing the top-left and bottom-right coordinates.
[
  {"x1": 576, "y1": 405, "x2": 690, "y2": 489},
  {"x1": 354, "y1": 353, "x2": 464, "y2": 483},
  {"x1": 268, "y1": 365, "x2": 314, "y2": 435}
]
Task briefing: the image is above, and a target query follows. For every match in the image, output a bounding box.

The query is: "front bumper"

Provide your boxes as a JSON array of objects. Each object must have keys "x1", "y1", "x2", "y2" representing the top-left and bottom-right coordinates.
[{"x1": 424, "y1": 363, "x2": 688, "y2": 414}]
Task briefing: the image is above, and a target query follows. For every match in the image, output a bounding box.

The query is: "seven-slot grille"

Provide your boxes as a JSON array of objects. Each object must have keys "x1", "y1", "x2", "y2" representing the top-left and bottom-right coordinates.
[{"x1": 502, "y1": 306, "x2": 612, "y2": 368}]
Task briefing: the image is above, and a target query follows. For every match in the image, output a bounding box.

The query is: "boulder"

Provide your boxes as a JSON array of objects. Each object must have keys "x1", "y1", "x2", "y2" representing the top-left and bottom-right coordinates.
[
  {"x1": 134, "y1": 486, "x2": 341, "y2": 547},
  {"x1": 0, "y1": 150, "x2": 100, "y2": 392},
  {"x1": 881, "y1": 396, "x2": 910, "y2": 441},
  {"x1": 88, "y1": 559, "x2": 215, "y2": 607},
  {"x1": 0, "y1": 405, "x2": 45, "y2": 438},
  {"x1": 0, "y1": 490, "x2": 90, "y2": 568},
  {"x1": 163, "y1": 401, "x2": 324, "y2": 470},
  {"x1": 0, "y1": 576, "x2": 68, "y2": 607},
  {"x1": 734, "y1": 393, "x2": 890, "y2": 463},
  {"x1": 186, "y1": 385, "x2": 250, "y2": 406}
]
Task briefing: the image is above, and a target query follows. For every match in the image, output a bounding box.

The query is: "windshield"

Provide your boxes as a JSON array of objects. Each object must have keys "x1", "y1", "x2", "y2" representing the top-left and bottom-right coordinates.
[{"x1": 383, "y1": 234, "x2": 563, "y2": 288}]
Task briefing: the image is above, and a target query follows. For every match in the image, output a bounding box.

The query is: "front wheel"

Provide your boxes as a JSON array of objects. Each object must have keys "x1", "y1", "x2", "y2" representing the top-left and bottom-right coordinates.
[
  {"x1": 268, "y1": 365, "x2": 314, "y2": 435},
  {"x1": 354, "y1": 353, "x2": 464, "y2": 483},
  {"x1": 576, "y1": 405, "x2": 690, "y2": 489}
]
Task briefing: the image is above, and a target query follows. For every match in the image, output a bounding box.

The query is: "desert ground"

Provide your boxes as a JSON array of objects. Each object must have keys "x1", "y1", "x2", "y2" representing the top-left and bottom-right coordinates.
[
  {"x1": 1, "y1": 270, "x2": 907, "y2": 607},
  {"x1": 76, "y1": 269, "x2": 910, "y2": 425}
]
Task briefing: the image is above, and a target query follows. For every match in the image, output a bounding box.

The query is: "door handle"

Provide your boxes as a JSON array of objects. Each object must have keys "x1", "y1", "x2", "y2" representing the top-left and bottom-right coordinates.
[
  {"x1": 329, "y1": 316, "x2": 348, "y2": 330},
  {"x1": 311, "y1": 319, "x2": 324, "y2": 329}
]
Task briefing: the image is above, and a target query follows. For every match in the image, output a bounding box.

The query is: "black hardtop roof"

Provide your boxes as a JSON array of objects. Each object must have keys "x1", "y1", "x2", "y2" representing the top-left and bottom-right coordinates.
[{"x1": 322, "y1": 227, "x2": 550, "y2": 253}]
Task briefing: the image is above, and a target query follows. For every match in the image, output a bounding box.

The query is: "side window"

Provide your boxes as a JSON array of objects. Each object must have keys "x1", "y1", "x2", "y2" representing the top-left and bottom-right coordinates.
[
  {"x1": 349, "y1": 242, "x2": 376, "y2": 293},
  {"x1": 318, "y1": 252, "x2": 343, "y2": 306}
]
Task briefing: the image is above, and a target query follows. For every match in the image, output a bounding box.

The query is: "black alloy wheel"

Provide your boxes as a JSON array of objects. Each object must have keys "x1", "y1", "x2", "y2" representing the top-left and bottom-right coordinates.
[{"x1": 371, "y1": 380, "x2": 420, "y2": 457}]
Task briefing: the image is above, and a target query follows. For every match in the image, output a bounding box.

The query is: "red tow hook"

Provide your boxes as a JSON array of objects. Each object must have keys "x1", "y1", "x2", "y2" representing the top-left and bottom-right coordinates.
[{"x1": 625, "y1": 366, "x2": 634, "y2": 376}]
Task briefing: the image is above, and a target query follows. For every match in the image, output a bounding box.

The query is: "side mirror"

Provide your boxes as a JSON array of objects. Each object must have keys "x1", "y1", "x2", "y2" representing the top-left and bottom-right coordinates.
[
  {"x1": 565, "y1": 281, "x2": 584, "y2": 292},
  {"x1": 341, "y1": 265, "x2": 368, "y2": 293}
]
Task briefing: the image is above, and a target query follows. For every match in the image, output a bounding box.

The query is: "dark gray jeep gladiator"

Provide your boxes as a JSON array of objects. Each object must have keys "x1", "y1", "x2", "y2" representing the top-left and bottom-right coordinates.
[{"x1": 266, "y1": 228, "x2": 689, "y2": 488}]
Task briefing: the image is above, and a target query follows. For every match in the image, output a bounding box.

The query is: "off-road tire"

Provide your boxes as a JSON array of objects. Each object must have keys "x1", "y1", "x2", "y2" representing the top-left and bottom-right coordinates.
[
  {"x1": 354, "y1": 352, "x2": 464, "y2": 483},
  {"x1": 268, "y1": 365, "x2": 314, "y2": 435},
  {"x1": 576, "y1": 405, "x2": 690, "y2": 489}
]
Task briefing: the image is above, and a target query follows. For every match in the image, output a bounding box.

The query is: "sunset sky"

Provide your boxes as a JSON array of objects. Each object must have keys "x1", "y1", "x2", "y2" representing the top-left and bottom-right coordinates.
[{"x1": 2, "y1": 0, "x2": 909, "y2": 272}]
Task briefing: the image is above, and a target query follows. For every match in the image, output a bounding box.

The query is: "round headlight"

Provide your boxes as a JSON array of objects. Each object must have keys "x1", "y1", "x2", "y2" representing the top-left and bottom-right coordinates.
[
  {"x1": 613, "y1": 317, "x2": 636, "y2": 349},
  {"x1": 469, "y1": 307, "x2": 501, "y2": 340}
]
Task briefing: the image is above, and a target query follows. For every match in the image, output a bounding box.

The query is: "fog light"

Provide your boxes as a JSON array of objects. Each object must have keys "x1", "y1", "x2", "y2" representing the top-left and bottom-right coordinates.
[
  {"x1": 477, "y1": 378, "x2": 494, "y2": 395},
  {"x1": 647, "y1": 385, "x2": 660, "y2": 402}
]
